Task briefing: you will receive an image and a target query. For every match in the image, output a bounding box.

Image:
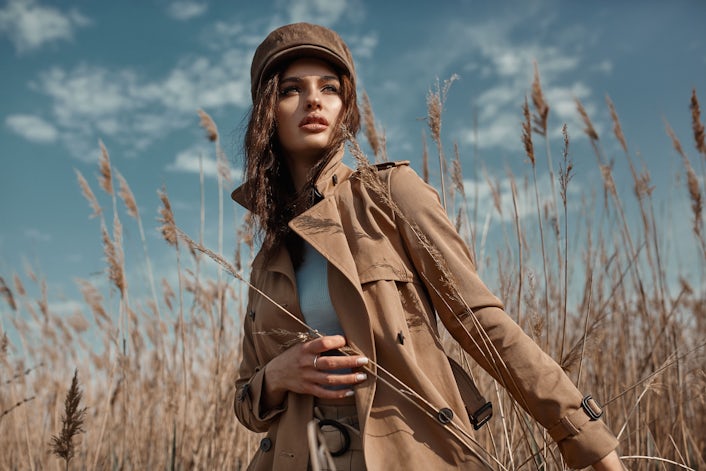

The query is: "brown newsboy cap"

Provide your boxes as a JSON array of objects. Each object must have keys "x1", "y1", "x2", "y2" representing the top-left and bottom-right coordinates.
[{"x1": 250, "y1": 22, "x2": 356, "y2": 101}]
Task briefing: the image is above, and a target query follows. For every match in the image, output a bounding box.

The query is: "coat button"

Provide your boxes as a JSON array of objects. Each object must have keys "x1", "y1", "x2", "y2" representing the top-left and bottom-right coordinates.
[
  {"x1": 260, "y1": 437, "x2": 272, "y2": 452},
  {"x1": 438, "y1": 407, "x2": 454, "y2": 424}
]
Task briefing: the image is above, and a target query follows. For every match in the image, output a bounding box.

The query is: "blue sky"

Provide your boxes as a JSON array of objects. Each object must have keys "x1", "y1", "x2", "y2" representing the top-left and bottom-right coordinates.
[{"x1": 1, "y1": 0, "x2": 705, "y2": 321}]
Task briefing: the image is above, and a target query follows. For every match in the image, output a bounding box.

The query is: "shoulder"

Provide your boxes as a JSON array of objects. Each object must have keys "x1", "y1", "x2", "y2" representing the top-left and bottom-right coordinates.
[
  {"x1": 356, "y1": 159, "x2": 439, "y2": 208},
  {"x1": 360, "y1": 160, "x2": 417, "y2": 187},
  {"x1": 371, "y1": 160, "x2": 410, "y2": 172}
]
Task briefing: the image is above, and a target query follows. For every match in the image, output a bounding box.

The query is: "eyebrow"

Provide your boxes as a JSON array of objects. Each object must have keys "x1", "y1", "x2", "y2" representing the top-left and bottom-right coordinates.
[{"x1": 280, "y1": 75, "x2": 340, "y2": 85}]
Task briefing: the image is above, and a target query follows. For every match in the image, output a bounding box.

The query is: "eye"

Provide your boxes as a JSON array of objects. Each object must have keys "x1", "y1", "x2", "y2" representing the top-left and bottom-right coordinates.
[
  {"x1": 322, "y1": 83, "x2": 340, "y2": 94},
  {"x1": 279, "y1": 85, "x2": 300, "y2": 96}
]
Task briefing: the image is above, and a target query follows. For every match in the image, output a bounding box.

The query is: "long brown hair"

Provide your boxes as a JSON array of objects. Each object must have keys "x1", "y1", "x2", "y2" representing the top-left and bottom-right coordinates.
[{"x1": 242, "y1": 61, "x2": 360, "y2": 263}]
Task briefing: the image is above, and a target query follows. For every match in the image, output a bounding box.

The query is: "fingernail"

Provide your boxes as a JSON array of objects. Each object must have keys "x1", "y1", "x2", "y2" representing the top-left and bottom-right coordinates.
[
  {"x1": 356, "y1": 357, "x2": 369, "y2": 366},
  {"x1": 356, "y1": 373, "x2": 367, "y2": 381},
  {"x1": 344, "y1": 390, "x2": 355, "y2": 397}
]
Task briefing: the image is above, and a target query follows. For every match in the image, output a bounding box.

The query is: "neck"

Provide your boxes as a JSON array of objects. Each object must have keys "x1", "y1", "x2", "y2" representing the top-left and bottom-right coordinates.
[
  {"x1": 284, "y1": 145, "x2": 343, "y2": 193},
  {"x1": 288, "y1": 157, "x2": 317, "y2": 193}
]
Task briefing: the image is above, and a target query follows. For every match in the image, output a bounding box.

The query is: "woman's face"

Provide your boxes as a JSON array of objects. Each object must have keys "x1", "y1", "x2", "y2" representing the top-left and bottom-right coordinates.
[{"x1": 276, "y1": 58, "x2": 343, "y2": 167}]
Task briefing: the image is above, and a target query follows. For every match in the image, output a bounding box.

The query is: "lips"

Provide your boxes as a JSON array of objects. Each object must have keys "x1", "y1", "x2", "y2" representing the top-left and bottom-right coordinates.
[{"x1": 299, "y1": 114, "x2": 329, "y2": 131}]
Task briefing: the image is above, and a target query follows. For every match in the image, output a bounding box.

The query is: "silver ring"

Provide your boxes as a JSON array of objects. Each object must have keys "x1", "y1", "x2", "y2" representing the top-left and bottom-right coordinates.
[{"x1": 313, "y1": 354, "x2": 320, "y2": 370}]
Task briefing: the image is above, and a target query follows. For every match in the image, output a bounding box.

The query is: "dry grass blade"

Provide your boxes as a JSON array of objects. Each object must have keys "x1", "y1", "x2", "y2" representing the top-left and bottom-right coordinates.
[
  {"x1": 75, "y1": 169, "x2": 102, "y2": 218},
  {"x1": 13, "y1": 273, "x2": 25, "y2": 296},
  {"x1": 451, "y1": 142, "x2": 465, "y2": 196},
  {"x1": 1, "y1": 396, "x2": 36, "y2": 424},
  {"x1": 558, "y1": 124, "x2": 573, "y2": 206},
  {"x1": 116, "y1": 171, "x2": 138, "y2": 219},
  {"x1": 665, "y1": 120, "x2": 704, "y2": 240},
  {"x1": 50, "y1": 369, "x2": 87, "y2": 470},
  {"x1": 421, "y1": 130, "x2": 429, "y2": 183},
  {"x1": 691, "y1": 88, "x2": 705, "y2": 156},
  {"x1": 0, "y1": 331, "x2": 7, "y2": 358},
  {"x1": 531, "y1": 61, "x2": 549, "y2": 136},
  {"x1": 620, "y1": 456, "x2": 695, "y2": 471},
  {"x1": 362, "y1": 92, "x2": 383, "y2": 161},
  {"x1": 101, "y1": 219, "x2": 126, "y2": 297},
  {"x1": 98, "y1": 140, "x2": 113, "y2": 196},
  {"x1": 0, "y1": 276, "x2": 17, "y2": 311},
  {"x1": 76, "y1": 278, "x2": 110, "y2": 324},
  {"x1": 158, "y1": 186, "x2": 178, "y2": 247},
  {"x1": 198, "y1": 108, "x2": 219, "y2": 142},
  {"x1": 521, "y1": 97, "x2": 535, "y2": 166},
  {"x1": 606, "y1": 95, "x2": 628, "y2": 153},
  {"x1": 574, "y1": 98, "x2": 599, "y2": 142}
]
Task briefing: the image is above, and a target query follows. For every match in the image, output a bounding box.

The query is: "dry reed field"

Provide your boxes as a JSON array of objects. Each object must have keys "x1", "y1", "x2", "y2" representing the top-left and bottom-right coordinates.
[{"x1": 1, "y1": 68, "x2": 705, "y2": 470}]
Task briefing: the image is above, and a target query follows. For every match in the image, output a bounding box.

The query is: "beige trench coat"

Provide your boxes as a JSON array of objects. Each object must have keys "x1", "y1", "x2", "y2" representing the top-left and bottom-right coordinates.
[{"x1": 231, "y1": 151, "x2": 618, "y2": 470}]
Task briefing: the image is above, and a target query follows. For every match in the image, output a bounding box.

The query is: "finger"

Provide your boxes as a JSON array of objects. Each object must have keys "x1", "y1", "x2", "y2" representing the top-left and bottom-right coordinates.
[
  {"x1": 311, "y1": 354, "x2": 369, "y2": 371},
  {"x1": 308, "y1": 384, "x2": 356, "y2": 400},
  {"x1": 314, "y1": 372, "x2": 368, "y2": 387},
  {"x1": 303, "y1": 335, "x2": 347, "y2": 354}
]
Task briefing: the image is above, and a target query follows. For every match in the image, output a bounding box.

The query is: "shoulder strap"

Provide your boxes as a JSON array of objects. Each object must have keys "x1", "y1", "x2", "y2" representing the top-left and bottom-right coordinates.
[{"x1": 447, "y1": 356, "x2": 493, "y2": 430}]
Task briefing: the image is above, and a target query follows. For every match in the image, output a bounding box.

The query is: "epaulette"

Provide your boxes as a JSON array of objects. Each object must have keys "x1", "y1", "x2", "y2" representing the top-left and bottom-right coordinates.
[{"x1": 372, "y1": 160, "x2": 410, "y2": 171}]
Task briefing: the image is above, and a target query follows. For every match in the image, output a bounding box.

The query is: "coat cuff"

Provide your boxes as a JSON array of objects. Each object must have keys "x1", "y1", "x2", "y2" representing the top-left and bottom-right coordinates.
[
  {"x1": 236, "y1": 365, "x2": 287, "y2": 429},
  {"x1": 554, "y1": 409, "x2": 619, "y2": 469}
]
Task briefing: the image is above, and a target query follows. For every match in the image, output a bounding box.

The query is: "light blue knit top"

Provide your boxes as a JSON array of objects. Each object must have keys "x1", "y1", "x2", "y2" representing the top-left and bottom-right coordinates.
[
  {"x1": 296, "y1": 241, "x2": 345, "y2": 337},
  {"x1": 296, "y1": 241, "x2": 350, "y2": 385}
]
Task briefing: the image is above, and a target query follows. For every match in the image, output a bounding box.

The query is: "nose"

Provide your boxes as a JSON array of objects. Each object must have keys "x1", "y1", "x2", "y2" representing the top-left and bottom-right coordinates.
[{"x1": 306, "y1": 92, "x2": 322, "y2": 110}]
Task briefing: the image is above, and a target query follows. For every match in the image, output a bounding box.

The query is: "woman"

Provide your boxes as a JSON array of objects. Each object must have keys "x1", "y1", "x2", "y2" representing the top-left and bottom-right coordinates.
[{"x1": 232, "y1": 22, "x2": 622, "y2": 470}]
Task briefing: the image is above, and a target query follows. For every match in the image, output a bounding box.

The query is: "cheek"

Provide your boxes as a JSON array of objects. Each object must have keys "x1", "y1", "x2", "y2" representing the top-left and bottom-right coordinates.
[{"x1": 331, "y1": 99, "x2": 344, "y2": 124}]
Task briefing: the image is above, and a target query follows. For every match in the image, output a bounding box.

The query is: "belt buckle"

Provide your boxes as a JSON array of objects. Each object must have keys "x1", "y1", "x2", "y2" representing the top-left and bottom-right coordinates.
[{"x1": 317, "y1": 419, "x2": 351, "y2": 457}]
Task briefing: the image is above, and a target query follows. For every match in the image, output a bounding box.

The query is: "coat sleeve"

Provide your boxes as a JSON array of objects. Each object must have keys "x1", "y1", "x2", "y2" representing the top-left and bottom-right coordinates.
[
  {"x1": 386, "y1": 164, "x2": 618, "y2": 469},
  {"x1": 234, "y1": 283, "x2": 287, "y2": 433}
]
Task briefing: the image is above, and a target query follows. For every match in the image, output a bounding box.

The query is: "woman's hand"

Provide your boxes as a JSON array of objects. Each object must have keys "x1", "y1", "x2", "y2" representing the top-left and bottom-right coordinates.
[
  {"x1": 592, "y1": 451, "x2": 624, "y2": 471},
  {"x1": 262, "y1": 335, "x2": 369, "y2": 410}
]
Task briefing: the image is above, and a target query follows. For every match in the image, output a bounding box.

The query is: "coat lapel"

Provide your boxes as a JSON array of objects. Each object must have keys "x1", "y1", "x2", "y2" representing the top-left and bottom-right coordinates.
[{"x1": 289, "y1": 195, "x2": 361, "y2": 290}]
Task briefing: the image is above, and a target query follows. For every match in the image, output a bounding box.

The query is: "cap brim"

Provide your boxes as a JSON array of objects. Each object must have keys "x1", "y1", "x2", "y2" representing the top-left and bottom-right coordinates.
[{"x1": 258, "y1": 45, "x2": 350, "y2": 88}]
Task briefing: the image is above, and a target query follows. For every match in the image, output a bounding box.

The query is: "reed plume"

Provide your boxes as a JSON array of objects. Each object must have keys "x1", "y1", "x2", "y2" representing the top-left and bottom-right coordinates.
[
  {"x1": 575, "y1": 98, "x2": 599, "y2": 142},
  {"x1": 421, "y1": 130, "x2": 429, "y2": 183},
  {"x1": 521, "y1": 98, "x2": 535, "y2": 165},
  {"x1": 75, "y1": 169, "x2": 102, "y2": 219},
  {"x1": 198, "y1": 108, "x2": 219, "y2": 142},
  {"x1": 427, "y1": 74, "x2": 459, "y2": 209},
  {"x1": 116, "y1": 171, "x2": 138, "y2": 219},
  {"x1": 531, "y1": 61, "x2": 549, "y2": 137},
  {"x1": 691, "y1": 89, "x2": 705, "y2": 157},
  {"x1": 101, "y1": 220, "x2": 126, "y2": 297},
  {"x1": 158, "y1": 186, "x2": 178, "y2": 247},
  {"x1": 0, "y1": 276, "x2": 16, "y2": 311},
  {"x1": 665, "y1": 120, "x2": 704, "y2": 250},
  {"x1": 98, "y1": 140, "x2": 114, "y2": 196},
  {"x1": 50, "y1": 369, "x2": 87, "y2": 471},
  {"x1": 362, "y1": 92, "x2": 383, "y2": 161},
  {"x1": 606, "y1": 95, "x2": 628, "y2": 154},
  {"x1": 13, "y1": 273, "x2": 25, "y2": 296}
]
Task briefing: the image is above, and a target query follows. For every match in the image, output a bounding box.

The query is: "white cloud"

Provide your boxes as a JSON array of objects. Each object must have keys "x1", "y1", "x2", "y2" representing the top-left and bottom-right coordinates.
[
  {"x1": 166, "y1": 1, "x2": 208, "y2": 21},
  {"x1": 5, "y1": 114, "x2": 58, "y2": 142},
  {"x1": 282, "y1": 0, "x2": 349, "y2": 25},
  {"x1": 347, "y1": 32, "x2": 377, "y2": 59},
  {"x1": 463, "y1": 171, "x2": 583, "y2": 225},
  {"x1": 26, "y1": 48, "x2": 250, "y2": 161},
  {"x1": 0, "y1": 0, "x2": 90, "y2": 54},
  {"x1": 167, "y1": 145, "x2": 243, "y2": 182},
  {"x1": 439, "y1": 18, "x2": 598, "y2": 153},
  {"x1": 24, "y1": 228, "x2": 51, "y2": 242},
  {"x1": 592, "y1": 60, "x2": 613, "y2": 74}
]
